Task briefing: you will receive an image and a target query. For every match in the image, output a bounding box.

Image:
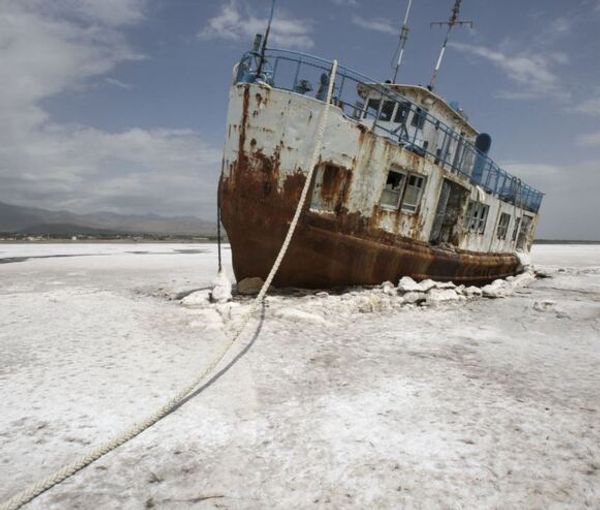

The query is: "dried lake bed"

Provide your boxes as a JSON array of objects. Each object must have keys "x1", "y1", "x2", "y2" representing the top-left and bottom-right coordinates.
[{"x1": 1, "y1": 243, "x2": 599, "y2": 509}]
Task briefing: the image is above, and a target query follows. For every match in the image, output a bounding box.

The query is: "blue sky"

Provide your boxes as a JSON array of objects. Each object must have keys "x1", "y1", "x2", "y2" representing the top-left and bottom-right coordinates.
[{"x1": 1, "y1": 0, "x2": 600, "y2": 239}]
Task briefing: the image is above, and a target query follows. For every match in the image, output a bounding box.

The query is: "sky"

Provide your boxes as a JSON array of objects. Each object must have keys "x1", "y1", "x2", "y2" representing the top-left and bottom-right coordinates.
[{"x1": 1, "y1": 0, "x2": 599, "y2": 239}]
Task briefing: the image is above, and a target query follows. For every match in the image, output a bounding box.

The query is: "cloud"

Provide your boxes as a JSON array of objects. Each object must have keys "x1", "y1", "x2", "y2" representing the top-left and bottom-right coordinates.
[
  {"x1": 450, "y1": 42, "x2": 569, "y2": 101},
  {"x1": 574, "y1": 96, "x2": 600, "y2": 116},
  {"x1": 105, "y1": 77, "x2": 132, "y2": 90},
  {"x1": 576, "y1": 131, "x2": 600, "y2": 147},
  {"x1": 0, "y1": 0, "x2": 221, "y2": 218},
  {"x1": 0, "y1": 126, "x2": 221, "y2": 216},
  {"x1": 351, "y1": 14, "x2": 396, "y2": 35},
  {"x1": 199, "y1": 1, "x2": 314, "y2": 50}
]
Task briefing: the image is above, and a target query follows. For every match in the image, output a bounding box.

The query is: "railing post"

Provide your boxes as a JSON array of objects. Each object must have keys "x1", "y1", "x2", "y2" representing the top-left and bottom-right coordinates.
[{"x1": 292, "y1": 58, "x2": 301, "y2": 91}]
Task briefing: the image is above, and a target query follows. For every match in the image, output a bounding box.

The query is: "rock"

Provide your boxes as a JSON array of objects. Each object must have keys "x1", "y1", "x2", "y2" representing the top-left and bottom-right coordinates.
[
  {"x1": 426, "y1": 288, "x2": 460, "y2": 304},
  {"x1": 455, "y1": 284, "x2": 465, "y2": 294},
  {"x1": 511, "y1": 271, "x2": 535, "y2": 288},
  {"x1": 315, "y1": 291, "x2": 329, "y2": 298},
  {"x1": 482, "y1": 279, "x2": 513, "y2": 298},
  {"x1": 417, "y1": 279, "x2": 436, "y2": 292},
  {"x1": 381, "y1": 281, "x2": 397, "y2": 296},
  {"x1": 463, "y1": 286, "x2": 483, "y2": 297},
  {"x1": 237, "y1": 277, "x2": 266, "y2": 295},
  {"x1": 209, "y1": 270, "x2": 232, "y2": 303},
  {"x1": 398, "y1": 276, "x2": 422, "y2": 292},
  {"x1": 402, "y1": 291, "x2": 426, "y2": 304}
]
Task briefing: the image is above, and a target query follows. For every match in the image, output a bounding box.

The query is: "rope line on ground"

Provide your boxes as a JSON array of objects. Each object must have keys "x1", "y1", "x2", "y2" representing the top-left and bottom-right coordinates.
[{"x1": 0, "y1": 59, "x2": 338, "y2": 510}]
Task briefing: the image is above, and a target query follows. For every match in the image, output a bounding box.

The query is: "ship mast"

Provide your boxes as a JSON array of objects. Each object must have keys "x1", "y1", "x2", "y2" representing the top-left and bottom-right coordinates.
[
  {"x1": 392, "y1": 0, "x2": 414, "y2": 83},
  {"x1": 256, "y1": 0, "x2": 277, "y2": 78},
  {"x1": 428, "y1": 0, "x2": 473, "y2": 91}
]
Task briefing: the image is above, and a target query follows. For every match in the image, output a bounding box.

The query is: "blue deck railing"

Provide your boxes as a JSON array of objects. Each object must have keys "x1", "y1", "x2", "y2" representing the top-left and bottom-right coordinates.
[{"x1": 235, "y1": 48, "x2": 544, "y2": 214}]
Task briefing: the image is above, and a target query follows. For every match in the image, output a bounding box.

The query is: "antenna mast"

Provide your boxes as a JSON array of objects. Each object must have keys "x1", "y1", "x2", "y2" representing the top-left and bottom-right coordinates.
[
  {"x1": 428, "y1": 0, "x2": 473, "y2": 90},
  {"x1": 392, "y1": 0, "x2": 414, "y2": 83},
  {"x1": 256, "y1": 0, "x2": 277, "y2": 78}
]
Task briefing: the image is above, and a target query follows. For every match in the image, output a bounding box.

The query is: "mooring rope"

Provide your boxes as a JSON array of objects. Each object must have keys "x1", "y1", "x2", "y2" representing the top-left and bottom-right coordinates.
[{"x1": 0, "y1": 59, "x2": 338, "y2": 510}]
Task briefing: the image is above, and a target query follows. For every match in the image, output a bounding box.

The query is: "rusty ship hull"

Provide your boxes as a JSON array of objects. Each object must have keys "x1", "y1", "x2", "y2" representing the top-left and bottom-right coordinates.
[
  {"x1": 219, "y1": 51, "x2": 542, "y2": 289},
  {"x1": 220, "y1": 177, "x2": 520, "y2": 288}
]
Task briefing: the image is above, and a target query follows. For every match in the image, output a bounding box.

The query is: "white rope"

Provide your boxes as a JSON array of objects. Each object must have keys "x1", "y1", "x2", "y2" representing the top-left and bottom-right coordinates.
[{"x1": 0, "y1": 59, "x2": 338, "y2": 510}]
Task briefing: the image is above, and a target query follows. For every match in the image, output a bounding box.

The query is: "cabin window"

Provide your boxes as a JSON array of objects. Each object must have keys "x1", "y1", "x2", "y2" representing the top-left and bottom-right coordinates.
[
  {"x1": 402, "y1": 174, "x2": 426, "y2": 212},
  {"x1": 411, "y1": 107, "x2": 427, "y2": 129},
  {"x1": 379, "y1": 100, "x2": 396, "y2": 121},
  {"x1": 464, "y1": 200, "x2": 489, "y2": 234},
  {"x1": 379, "y1": 170, "x2": 406, "y2": 208},
  {"x1": 394, "y1": 101, "x2": 411, "y2": 123},
  {"x1": 364, "y1": 98, "x2": 380, "y2": 119},
  {"x1": 379, "y1": 170, "x2": 426, "y2": 212},
  {"x1": 496, "y1": 212, "x2": 511, "y2": 240},
  {"x1": 512, "y1": 217, "x2": 521, "y2": 241}
]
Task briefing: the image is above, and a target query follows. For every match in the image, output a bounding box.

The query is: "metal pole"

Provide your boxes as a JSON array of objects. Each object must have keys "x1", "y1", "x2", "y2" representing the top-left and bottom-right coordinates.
[
  {"x1": 256, "y1": 0, "x2": 276, "y2": 79},
  {"x1": 428, "y1": 0, "x2": 473, "y2": 90},
  {"x1": 393, "y1": 0, "x2": 414, "y2": 83},
  {"x1": 217, "y1": 178, "x2": 222, "y2": 273},
  {"x1": 429, "y1": 24, "x2": 452, "y2": 90}
]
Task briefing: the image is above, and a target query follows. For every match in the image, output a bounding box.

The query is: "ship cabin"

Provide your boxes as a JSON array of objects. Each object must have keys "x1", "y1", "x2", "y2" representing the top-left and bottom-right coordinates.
[{"x1": 356, "y1": 82, "x2": 479, "y2": 182}]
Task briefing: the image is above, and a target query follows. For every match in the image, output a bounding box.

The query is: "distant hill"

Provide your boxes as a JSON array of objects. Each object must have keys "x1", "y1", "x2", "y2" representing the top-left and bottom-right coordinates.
[{"x1": 0, "y1": 201, "x2": 217, "y2": 236}]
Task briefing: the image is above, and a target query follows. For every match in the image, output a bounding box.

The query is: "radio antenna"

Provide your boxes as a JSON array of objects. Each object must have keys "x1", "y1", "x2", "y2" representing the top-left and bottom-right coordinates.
[
  {"x1": 256, "y1": 0, "x2": 276, "y2": 79},
  {"x1": 428, "y1": 0, "x2": 473, "y2": 91},
  {"x1": 392, "y1": 0, "x2": 414, "y2": 83}
]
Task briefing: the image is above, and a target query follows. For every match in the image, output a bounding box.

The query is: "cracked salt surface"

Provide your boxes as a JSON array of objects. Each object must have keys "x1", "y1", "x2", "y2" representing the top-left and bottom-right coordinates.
[{"x1": 1, "y1": 243, "x2": 599, "y2": 508}]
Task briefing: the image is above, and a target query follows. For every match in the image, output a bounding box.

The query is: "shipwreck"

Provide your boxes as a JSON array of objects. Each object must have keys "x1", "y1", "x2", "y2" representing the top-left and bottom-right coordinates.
[{"x1": 218, "y1": 0, "x2": 544, "y2": 288}]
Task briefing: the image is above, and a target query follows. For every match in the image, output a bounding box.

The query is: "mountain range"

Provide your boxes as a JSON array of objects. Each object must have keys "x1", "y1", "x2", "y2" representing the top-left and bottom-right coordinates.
[{"x1": 0, "y1": 201, "x2": 217, "y2": 236}]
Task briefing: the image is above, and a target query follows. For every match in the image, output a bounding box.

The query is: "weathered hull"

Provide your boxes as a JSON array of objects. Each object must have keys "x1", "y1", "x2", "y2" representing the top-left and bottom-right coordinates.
[
  {"x1": 219, "y1": 171, "x2": 521, "y2": 288},
  {"x1": 220, "y1": 82, "x2": 527, "y2": 288}
]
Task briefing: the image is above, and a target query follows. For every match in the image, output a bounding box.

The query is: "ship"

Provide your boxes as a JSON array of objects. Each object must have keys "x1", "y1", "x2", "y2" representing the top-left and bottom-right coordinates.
[{"x1": 218, "y1": 0, "x2": 544, "y2": 288}]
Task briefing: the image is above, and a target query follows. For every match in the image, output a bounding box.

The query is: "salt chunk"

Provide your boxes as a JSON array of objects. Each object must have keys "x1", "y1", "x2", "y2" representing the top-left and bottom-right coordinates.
[
  {"x1": 210, "y1": 271, "x2": 233, "y2": 303},
  {"x1": 417, "y1": 279, "x2": 436, "y2": 292},
  {"x1": 381, "y1": 281, "x2": 397, "y2": 296},
  {"x1": 426, "y1": 288, "x2": 460, "y2": 304},
  {"x1": 181, "y1": 289, "x2": 211, "y2": 307},
  {"x1": 402, "y1": 292, "x2": 426, "y2": 304},
  {"x1": 463, "y1": 286, "x2": 483, "y2": 297},
  {"x1": 482, "y1": 279, "x2": 513, "y2": 298},
  {"x1": 398, "y1": 276, "x2": 422, "y2": 292}
]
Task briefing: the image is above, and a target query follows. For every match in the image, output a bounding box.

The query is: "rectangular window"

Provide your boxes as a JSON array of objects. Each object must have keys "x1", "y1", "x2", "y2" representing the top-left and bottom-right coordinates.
[
  {"x1": 364, "y1": 98, "x2": 380, "y2": 119},
  {"x1": 379, "y1": 100, "x2": 396, "y2": 122},
  {"x1": 379, "y1": 170, "x2": 426, "y2": 212},
  {"x1": 402, "y1": 174, "x2": 426, "y2": 212},
  {"x1": 394, "y1": 101, "x2": 411, "y2": 123},
  {"x1": 464, "y1": 200, "x2": 489, "y2": 234},
  {"x1": 379, "y1": 170, "x2": 406, "y2": 208},
  {"x1": 512, "y1": 217, "x2": 521, "y2": 241},
  {"x1": 410, "y1": 107, "x2": 427, "y2": 129},
  {"x1": 496, "y1": 212, "x2": 511, "y2": 240}
]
